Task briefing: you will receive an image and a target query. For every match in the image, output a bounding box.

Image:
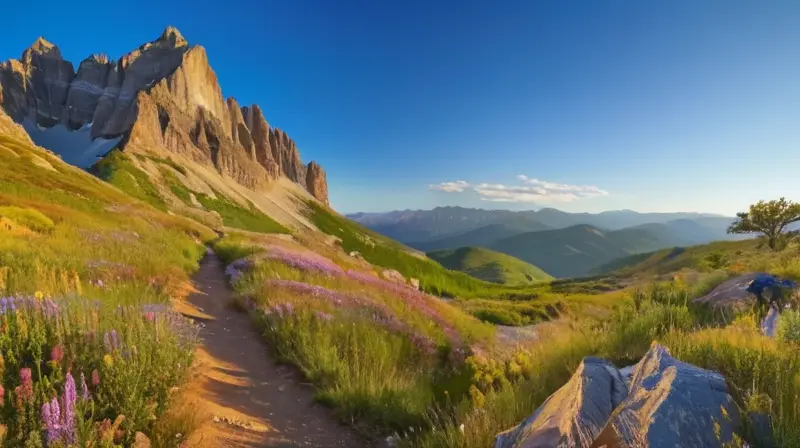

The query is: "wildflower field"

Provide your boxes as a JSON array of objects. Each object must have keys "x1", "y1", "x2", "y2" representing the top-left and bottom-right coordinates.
[{"x1": 0, "y1": 133, "x2": 214, "y2": 445}]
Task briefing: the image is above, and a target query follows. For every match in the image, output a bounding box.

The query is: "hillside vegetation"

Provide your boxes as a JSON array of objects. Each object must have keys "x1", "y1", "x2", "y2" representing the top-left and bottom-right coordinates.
[
  {"x1": 0, "y1": 130, "x2": 215, "y2": 445},
  {"x1": 427, "y1": 246, "x2": 552, "y2": 285}
]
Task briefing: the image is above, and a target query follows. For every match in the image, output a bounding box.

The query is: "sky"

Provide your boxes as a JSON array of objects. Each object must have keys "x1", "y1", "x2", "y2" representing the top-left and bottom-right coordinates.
[{"x1": 1, "y1": 0, "x2": 799, "y2": 215}]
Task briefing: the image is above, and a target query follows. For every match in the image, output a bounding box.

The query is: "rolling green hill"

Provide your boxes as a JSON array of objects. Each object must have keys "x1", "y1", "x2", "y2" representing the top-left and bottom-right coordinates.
[
  {"x1": 488, "y1": 224, "x2": 693, "y2": 278},
  {"x1": 427, "y1": 246, "x2": 553, "y2": 285}
]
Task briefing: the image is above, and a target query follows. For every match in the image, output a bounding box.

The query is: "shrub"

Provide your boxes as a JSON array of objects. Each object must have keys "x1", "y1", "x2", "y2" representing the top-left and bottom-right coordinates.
[
  {"x1": 778, "y1": 310, "x2": 800, "y2": 343},
  {"x1": 0, "y1": 205, "x2": 54, "y2": 233}
]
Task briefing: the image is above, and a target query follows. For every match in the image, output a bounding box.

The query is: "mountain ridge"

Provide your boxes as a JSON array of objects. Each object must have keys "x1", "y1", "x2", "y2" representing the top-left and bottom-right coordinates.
[{"x1": 0, "y1": 27, "x2": 329, "y2": 205}]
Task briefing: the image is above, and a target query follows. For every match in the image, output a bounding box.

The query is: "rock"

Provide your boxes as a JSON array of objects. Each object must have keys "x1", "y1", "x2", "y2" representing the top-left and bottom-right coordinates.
[
  {"x1": 498, "y1": 344, "x2": 742, "y2": 448},
  {"x1": 592, "y1": 343, "x2": 740, "y2": 448},
  {"x1": 0, "y1": 27, "x2": 328, "y2": 201},
  {"x1": 747, "y1": 412, "x2": 775, "y2": 448},
  {"x1": 495, "y1": 357, "x2": 628, "y2": 448},
  {"x1": 382, "y1": 269, "x2": 406, "y2": 285},
  {"x1": 305, "y1": 161, "x2": 329, "y2": 204},
  {"x1": 132, "y1": 432, "x2": 151, "y2": 448},
  {"x1": 693, "y1": 273, "x2": 763, "y2": 310},
  {"x1": 761, "y1": 307, "x2": 780, "y2": 337}
]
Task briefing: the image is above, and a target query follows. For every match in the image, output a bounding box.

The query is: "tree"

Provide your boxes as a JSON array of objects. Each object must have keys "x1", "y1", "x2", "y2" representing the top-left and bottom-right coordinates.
[{"x1": 728, "y1": 197, "x2": 800, "y2": 250}]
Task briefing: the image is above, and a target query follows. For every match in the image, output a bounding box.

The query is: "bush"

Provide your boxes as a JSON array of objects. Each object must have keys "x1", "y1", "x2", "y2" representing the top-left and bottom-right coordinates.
[
  {"x1": 0, "y1": 205, "x2": 54, "y2": 233},
  {"x1": 778, "y1": 310, "x2": 800, "y2": 343}
]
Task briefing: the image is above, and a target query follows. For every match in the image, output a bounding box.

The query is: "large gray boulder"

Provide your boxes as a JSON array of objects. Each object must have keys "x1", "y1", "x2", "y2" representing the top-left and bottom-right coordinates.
[
  {"x1": 592, "y1": 343, "x2": 740, "y2": 448},
  {"x1": 495, "y1": 357, "x2": 628, "y2": 448},
  {"x1": 693, "y1": 273, "x2": 762, "y2": 309},
  {"x1": 496, "y1": 344, "x2": 742, "y2": 448}
]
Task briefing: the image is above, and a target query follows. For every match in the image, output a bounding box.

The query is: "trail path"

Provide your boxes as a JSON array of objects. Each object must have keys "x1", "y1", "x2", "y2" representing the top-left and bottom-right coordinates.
[{"x1": 178, "y1": 252, "x2": 367, "y2": 447}]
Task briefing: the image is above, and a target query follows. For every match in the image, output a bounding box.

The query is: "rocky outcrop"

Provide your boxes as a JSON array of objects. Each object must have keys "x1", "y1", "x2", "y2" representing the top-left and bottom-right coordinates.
[
  {"x1": 693, "y1": 273, "x2": 762, "y2": 310},
  {"x1": 0, "y1": 27, "x2": 330, "y2": 204},
  {"x1": 495, "y1": 357, "x2": 627, "y2": 448},
  {"x1": 497, "y1": 343, "x2": 742, "y2": 448},
  {"x1": 306, "y1": 161, "x2": 329, "y2": 206}
]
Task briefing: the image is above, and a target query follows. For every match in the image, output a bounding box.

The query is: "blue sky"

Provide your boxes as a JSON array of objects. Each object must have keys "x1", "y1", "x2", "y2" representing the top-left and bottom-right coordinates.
[{"x1": 1, "y1": 1, "x2": 799, "y2": 215}]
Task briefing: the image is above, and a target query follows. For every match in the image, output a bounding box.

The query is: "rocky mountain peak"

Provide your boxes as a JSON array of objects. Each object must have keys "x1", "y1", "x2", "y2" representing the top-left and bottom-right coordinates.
[
  {"x1": 0, "y1": 28, "x2": 330, "y2": 205},
  {"x1": 158, "y1": 26, "x2": 188, "y2": 48},
  {"x1": 24, "y1": 37, "x2": 62, "y2": 60}
]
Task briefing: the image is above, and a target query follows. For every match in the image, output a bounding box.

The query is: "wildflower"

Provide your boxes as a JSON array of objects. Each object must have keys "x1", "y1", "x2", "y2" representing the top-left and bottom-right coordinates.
[
  {"x1": 315, "y1": 311, "x2": 334, "y2": 322},
  {"x1": 144, "y1": 311, "x2": 156, "y2": 322},
  {"x1": 103, "y1": 354, "x2": 114, "y2": 368},
  {"x1": 42, "y1": 398, "x2": 61, "y2": 443},
  {"x1": 18, "y1": 368, "x2": 33, "y2": 401},
  {"x1": 0, "y1": 385, "x2": 4, "y2": 403},
  {"x1": 34, "y1": 291, "x2": 44, "y2": 301},
  {"x1": 50, "y1": 345, "x2": 64, "y2": 364},
  {"x1": 80, "y1": 373, "x2": 90, "y2": 400},
  {"x1": 62, "y1": 373, "x2": 77, "y2": 443},
  {"x1": 91, "y1": 369, "x2": 100, "y2": 386}
]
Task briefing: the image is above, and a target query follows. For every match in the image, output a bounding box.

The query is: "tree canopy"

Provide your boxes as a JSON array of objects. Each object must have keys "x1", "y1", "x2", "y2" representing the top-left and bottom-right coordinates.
[{"x1": 728, "y1": 197, "x2": 800, "y2": 250}]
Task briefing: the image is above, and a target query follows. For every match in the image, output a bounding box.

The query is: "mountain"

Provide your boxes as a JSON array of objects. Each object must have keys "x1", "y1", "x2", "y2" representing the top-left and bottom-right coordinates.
[
  {"x1": 410, "y1": 220, "x2": 552, "y2": 252},
  {"x1": 427, "y1": 246, "x2": 553, "y2": 285},
  {"x1": 486, "y1": 223, "x2": 709, "y2": 278},
  {"x1": 349, "y1": 206, "x2": 734, "y2": 244},
  {"x1": 0, "y1": 27, "x2": 329, "y2": 205},
  {"x1": 347, "y1": 206, "x2": 551, "y2": 243}
]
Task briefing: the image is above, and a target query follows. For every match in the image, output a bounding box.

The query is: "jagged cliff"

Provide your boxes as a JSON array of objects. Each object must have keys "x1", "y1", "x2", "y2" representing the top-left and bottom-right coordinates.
[{"x1": 0, "y1": 27, "x2": 329, "y2": 204}]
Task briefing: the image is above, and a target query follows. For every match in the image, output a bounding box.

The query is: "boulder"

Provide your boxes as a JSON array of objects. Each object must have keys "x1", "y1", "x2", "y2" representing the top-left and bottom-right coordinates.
[
  {"x1": 496, "y1": 344, "x2": 743, "y2": 448},
  {"x1": 495, "y1": 357, "x2": 628, "y2": 448},
  {"x1": 381, "y1": 269, "x2": 407, "y2": 285},
  {"x1": 305, "y1": 161, "x2": 329, "y2": 205},
  {"x1": 693, "y1": 273, "x2": 762, "y2": 310},
  {"x1": 592, "y1": 343, "x2": 740, "y2": 448}
]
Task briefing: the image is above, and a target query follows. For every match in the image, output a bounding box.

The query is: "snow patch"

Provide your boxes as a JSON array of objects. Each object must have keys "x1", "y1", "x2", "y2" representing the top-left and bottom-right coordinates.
[{"x1": 22, "y1": 119, "x2": 122, "y2": 168}]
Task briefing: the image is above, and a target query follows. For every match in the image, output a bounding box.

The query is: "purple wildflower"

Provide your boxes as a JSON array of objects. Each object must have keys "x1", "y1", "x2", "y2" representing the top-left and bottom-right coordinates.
[
  {"x1": 42, "y1": 398, "x2": 61, "y2": 443},
  {"x1": 61, "y1": 373, "x2": 77, "y2": 443},
  {"x1": 315, "y1": 311, "x2": 334, "y2": 322},
  {"x1": 265, "y1": 246, "x2": 344, "y2": 276},
  {"x1": 80, "y1": 373, "x2": 90, "y2": 400}
]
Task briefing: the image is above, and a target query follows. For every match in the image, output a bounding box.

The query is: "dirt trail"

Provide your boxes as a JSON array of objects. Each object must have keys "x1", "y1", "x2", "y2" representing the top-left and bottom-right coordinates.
[{"x1": 179, "y1": 252, "x2": 368, "y2": 447}]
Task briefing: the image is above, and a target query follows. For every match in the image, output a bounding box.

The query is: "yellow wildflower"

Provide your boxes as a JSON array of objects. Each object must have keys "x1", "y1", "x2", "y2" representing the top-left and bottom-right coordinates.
[
  {"x1": 34, "y1": 291, "x2": 44, "y2": 301},
  {"x1": 103, "y1": 354, "x2": 114, "y2": 368}
]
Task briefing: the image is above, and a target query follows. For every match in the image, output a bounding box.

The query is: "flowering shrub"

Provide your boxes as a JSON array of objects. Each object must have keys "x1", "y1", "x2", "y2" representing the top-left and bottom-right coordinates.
[{"x1": 0, "y1": 295, "x2": 197, "y2": 446}]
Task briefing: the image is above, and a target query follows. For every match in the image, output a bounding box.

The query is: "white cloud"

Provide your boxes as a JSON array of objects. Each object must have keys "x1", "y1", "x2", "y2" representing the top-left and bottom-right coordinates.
[
  {"x1": 429, "y1": 176, "x2": 608, "y2": 203},
  {"x1": 428, "y1": 180, "x2": 471, "y2": 193}
]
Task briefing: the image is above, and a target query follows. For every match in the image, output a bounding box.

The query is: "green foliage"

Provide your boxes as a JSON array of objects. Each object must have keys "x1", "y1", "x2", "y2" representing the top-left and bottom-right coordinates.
[
  {"x1": 729, "y1": 197, "x2": 800, "y2": 251},
  {"x1": 703, "y1": 250, "x2": 730, "y2": 270},
  {"x1": 456, "y1": 299, "x2": 562, "y2": 326},
  {"x1": 0, "y1": 206, "x2": 54, "y2": 233},
  {"x1": 91, "y1": 151, "x2": 167, "y2": 211},
  {"x1": 778, "y1": 310, "x2": 800, "y2": 343},
  {"x1": 146, "y1": 155, "x2": 188, "y2": 176},
  {"x1": 158, "y1": 168, "x2": 192, "y2": 205},
  {"x1": 427, "y1": 247, "x2": 552, "y2": 285},
  {"x1": 196, "y1": 192, "x2": 289, "y2": 234}
]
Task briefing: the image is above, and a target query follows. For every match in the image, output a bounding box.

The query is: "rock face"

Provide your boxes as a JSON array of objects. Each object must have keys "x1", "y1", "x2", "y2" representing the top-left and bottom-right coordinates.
[
  {"x1": 495, "y1": 357, "x2": 628, "y2": 448},
  {"x1": 497, "y1": 343, "x2": 742, "y2": 448},
  {"x1": 0, "y1": 27, "x2": 329, "y2": 204}
]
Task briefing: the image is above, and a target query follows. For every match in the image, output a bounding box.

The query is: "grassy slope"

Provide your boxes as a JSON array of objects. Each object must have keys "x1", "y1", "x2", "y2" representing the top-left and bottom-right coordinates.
[
  {"x1": 427, "y1": 246, "x2": 552, "y2": 285},
  {"x1": 0, "y1": 129, "x2": 215, "y2": 443},
  {"x1": 94, "y1": 150, "x2": 289, "y2": 234}
]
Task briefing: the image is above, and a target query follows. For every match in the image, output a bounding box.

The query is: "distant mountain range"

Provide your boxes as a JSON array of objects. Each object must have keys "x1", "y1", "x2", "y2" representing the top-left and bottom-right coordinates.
[{"x1": 348, "y1": 206, "x2": 749, "y2": 278}]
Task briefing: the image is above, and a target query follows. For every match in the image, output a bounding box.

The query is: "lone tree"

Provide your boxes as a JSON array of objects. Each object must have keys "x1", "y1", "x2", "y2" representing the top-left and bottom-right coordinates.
[{"x1": 728, "y1": 197, "x2": 800, "y2": 250}]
